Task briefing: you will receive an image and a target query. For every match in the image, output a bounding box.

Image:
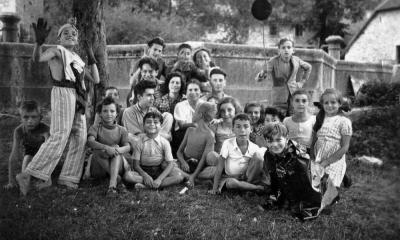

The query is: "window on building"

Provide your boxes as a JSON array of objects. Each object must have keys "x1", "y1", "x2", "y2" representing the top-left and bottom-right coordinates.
[
  {"x1": 397, "y1": 46, "x2": 400, "y2": 63},
  {"x1": 295, "y1": 24, "x2": 303, "y2": 37},
  {"x1": 269, "y1": 24, "x2": 278, "y2": 36}
]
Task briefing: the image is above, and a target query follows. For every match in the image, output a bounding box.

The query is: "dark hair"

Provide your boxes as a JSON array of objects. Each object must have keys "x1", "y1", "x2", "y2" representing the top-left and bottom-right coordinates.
[
  {"x1": 186, "y1": 79, "x2": 202, "y2": 93},
  {"x1": 244, "y1": 102, "x2": 265, "y2": 124},
  {"x1": 313, "y1": 88, "x2": 344, "y2": 133},
  {"x1": 232, "y1": 113, "x2": 251, "y2": 126},
  {"x1": 96, "y1": 96, "x2": 120, "y2": 114},
  {"x1": 134, "y1": 80, "x2": 157, "y2": 97},
  {"x1": 161, "y1": 72, "x2": 186, "y2": 96},
  {"x1": 189, "y1": 69, "x2": 208, "y2": 83},
  {"x1": 209, "y1": 67, "x2": 227, "y2": 78},
  {"x1": 192, "y1": 48, "x2": 211, "y2": 63},
  {"x1": 143, "y1": 111, "x2": 164, "y2": 124},
  {"x1": 103, "y1": 86, "x2": 119, "y2": 96},
  {"x1": 264, "y1": 106, "x2": 284, "y2": 121},
  {"x1": 217, "y1": 97, "x2": 242, "y2": 118},
  {"x1": 178, "y1": 43, "x2": 192, "y2": 53},
  {"x1": 262, "y1": 122, "x2": 288, "y2": 140},
  {"x1": 291, "y1": 89, "x2": 310, "y2": 100},
  {"x1": 19, "y1": 100, "x2": 40, "y2": 113},
  {"x1": 138, "y1": 57, "x2": 159, "y2": 71},
  {"x1": 277, "y1": 37, "x2": 294, "y2": 48},
  {"x1": 147, "y1": 37, "x2": 165, "y2": 49}
]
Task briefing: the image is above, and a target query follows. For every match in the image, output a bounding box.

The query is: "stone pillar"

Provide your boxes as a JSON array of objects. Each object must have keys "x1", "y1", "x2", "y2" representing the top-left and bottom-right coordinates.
[
  {"x1": 325, "y1": 35, "x2": 344, "y2": 60},
  {"x1": 0, "y1": 13, "x2": 21, "y2": 42}
]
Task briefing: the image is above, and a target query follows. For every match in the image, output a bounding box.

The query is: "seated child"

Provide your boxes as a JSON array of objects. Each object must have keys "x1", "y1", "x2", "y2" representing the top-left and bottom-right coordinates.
[
  {"x1": 244, "y1": 102, "x2": 267, "y2": 147},
  {"x1": 4, "y1": 100, "x2": 49, "y2": 189},
  {"x1": 177, "y1": 102, "x2": 218, "y2": 187},
  {"x1": 209, "y1": 114, "x2": 265, "y2": 194},
  {"x1": 123, "y1": 112, "x2": 186, "y2": 189},
  {"x1": 94, "y1": 86, "x2": 124, "y2": 125},
  {"x1": 264, "y1": 107, "x2": 283, "y2": 125},
  {"x1": 86, "y1": 97, "x2": 131, "y2": 194},
  {"x1": 263, "y1": 123, "x2": 321, "y2": 220}
]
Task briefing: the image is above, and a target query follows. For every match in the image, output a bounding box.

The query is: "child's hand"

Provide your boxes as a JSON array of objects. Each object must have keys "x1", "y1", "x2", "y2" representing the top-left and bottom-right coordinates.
[
  {"x1": 32, "y1": 18, "x2": 51, "y2": 45},
  {"x1": 104, "y1": 146, "x2": 118, "y2": 157},
  {"x1": 210, "y1": 118, "x2": 223, "y2": 125},
  {"x1": 142, "y1": 174, "x2": 154, "y2": 188},
  {"x1": 208, "y1": 189, "x2": 220, "y2": 195},
  {"x1": 3, "y1": 182, "x2": 16, "y2": 190},
  {"x1": 255, "y1": 70, "x2": 267, "y2": 82},
  {"x1": 180, "y1": 161, "x2": 190, "y2": 173},
  {"x1": 319, "y1": 160, "x2": 329, "y2": 168},
  {"x1": 83, "y1": 40, "x2": 97, "y2": 65},
  {"x1": 153, "y1": 179, "x2": 162, "y2": 189}
]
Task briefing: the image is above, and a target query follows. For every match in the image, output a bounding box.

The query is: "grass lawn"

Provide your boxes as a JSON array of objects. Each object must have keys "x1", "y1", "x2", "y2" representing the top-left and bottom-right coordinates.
[{"x1": 0, "y1": 115, "x2": 399, "y2": 240}]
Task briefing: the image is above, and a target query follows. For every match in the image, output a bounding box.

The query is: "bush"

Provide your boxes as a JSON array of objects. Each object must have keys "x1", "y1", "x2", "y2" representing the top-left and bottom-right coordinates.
[
  {"x1": 349, "y1": 105, "x2": 400, "y2": 165},
  {"x1": 354, "y1": 81, "x2": 400, "y2": 107}
]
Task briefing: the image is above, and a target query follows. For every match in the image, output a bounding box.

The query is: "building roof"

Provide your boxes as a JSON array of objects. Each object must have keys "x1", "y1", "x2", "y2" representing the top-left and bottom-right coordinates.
[{"x1": 344, "y1": 0, "x2": 400, "y2": 54}]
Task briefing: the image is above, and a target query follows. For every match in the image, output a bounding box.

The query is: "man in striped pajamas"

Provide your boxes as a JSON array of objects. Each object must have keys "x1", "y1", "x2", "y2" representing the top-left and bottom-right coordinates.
[{"x1": 16, "y1": 18, "x2": 100, "y2": 195}]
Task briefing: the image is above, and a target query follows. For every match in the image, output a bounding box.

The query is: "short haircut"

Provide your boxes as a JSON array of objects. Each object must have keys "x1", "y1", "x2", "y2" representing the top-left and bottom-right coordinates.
[
  {"x1": 178, "y1": 43, "x2": 192, "y2": 53},
  {"x1": 292, "y1": 89, "x2": 310, "y2": 100},
  {"x1": 277, "y1": 37, "x2": 294, "y2": 48},
  {"x1": 161, "y1": 71, "x2": 186, "y2": 96},
  {"x1": 104, "y1": 86, "x2": 119, "y2": 96},
  {"x1": 147, "y1": 37, "x2": 165, "y2": 49},
  {"x1": 217, "y1": 97, "x2": 242, "y2": 118},
  {"x1": 244, "y1": 102, "x2": 265, "y2": 124},
  {"x1": 192, "y1": 48, "x2": 211, "y2": 63},
  {"x1": 19, "y1": 100, "x2": 40, "y2": 113},
  {"x1": 143, "y1": 111, "x2": 164, "y2": 124},
  {"x1": 189, "y1": 69, "x2": 208, "y2": 83},
  {"x1": 134, "y1": 80, "x2": 157, "y2": 97},
  {"x1": 96, "y1": 96, "x2": 120, "y2": 114},
  {"x1": 138, "y1": 57, "x2": 159, "y2": 71},
  {"x1": 232, "y1": 113, "x2": 251, "y2": 126},
  {"x1": 186, "y1": 79, "x2": 202, "y2": 92},
  {"x1": 209, "y1": 67, "x2": 227, "y2": 78},
  {"x1": 264, "y1": 106, "x2": 284, "y2": 121},
  {"x1": 263, "y1": 122, "x2": 288, "y2": 140},
  {"x1": 194, "y1": 102, "x2": 216, "y2": 122}
]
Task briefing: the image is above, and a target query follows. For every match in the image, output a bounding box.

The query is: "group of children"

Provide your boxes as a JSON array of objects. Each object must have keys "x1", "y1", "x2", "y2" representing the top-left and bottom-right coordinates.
[{"x1": 4, "y1": 18, "x2": 353, "y2": 221}]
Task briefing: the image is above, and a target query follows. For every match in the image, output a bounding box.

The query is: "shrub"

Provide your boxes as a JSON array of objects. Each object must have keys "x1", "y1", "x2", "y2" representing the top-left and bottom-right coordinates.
[{"x1": 354, "y1": 81, "x2": 400, "y2": 107}]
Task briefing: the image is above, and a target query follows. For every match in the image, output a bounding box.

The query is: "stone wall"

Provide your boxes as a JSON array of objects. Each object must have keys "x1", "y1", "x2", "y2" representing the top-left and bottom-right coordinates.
[{"x1": 0, "y1": 42, "x2": 394, "y2": 111}]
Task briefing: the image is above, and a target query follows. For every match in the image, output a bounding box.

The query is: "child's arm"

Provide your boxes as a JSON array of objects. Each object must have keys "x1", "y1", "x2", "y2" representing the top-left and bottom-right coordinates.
[
  {"x1": 176, "y1": 129, "x2": 191, "y2": 172},
  {"x1": 31, "y1": 18, "x2": 56, "y2": 63},
  {"x1": 298, "y1": 58, "x2": 312, "y2": 87},
  {"x1": 116, "y1": 142, "x2": 131, "y2": 155},
  {"x1": 87, "y1": 136, "x2": 118, "y2": 157},
  {"x1": 209, "y1": 155, "x2": 225, "y2": 195},
  {"x1": 309, "y1": 131, "x2": 317, "y2": 160},
  {"x1": 133, "y1": 160, "x2": 154, "y2": 188},
  {"x1": 189, "y1": 135, "x2": 214, "y2": 185},
  {"x1": 83, "y1": 41, "x2": 100, "y2": 84},
  {"x1": 153, "y1": 162, "x2": 174, "y2": 188},
  {"x1": 4, "y1": 128, "x2": 22, "y2": 189},
  {"x1": 320, "y1": 135, "x2": 351, "y2": 168}
]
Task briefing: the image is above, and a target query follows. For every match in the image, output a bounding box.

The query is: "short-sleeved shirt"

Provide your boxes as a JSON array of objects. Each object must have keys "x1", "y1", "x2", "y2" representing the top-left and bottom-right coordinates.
[
  {"x1": 122, "y1": 104, "x2": 160, "y2": 135},
  {"x1": 283, "y1": 115, "x2": 316, "y2": 148},
  {"x1": 15, "y1": 122, "x2": 49, "y2": 156},
  {"x1": 220, "y1": 137, "x2": 260, "y2": 177},
  {"x1": 173, "y1": 99, "x2": 204, "y2": 130},
  {"x1": 132, "y1": 134, "x2": 174, "y2": 167},
  {"x1": 88, "y1": 121, "x2": 129, "y2": 147}
]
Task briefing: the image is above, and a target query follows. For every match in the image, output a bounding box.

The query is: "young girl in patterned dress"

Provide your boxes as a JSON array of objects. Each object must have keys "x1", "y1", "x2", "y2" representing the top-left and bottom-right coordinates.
[
  {"x1": 310, "y1": 88, "x2": 352, "y2": 214},
  {"x1": 244, "y1": 102, "x2": 266, "y2": 147}
]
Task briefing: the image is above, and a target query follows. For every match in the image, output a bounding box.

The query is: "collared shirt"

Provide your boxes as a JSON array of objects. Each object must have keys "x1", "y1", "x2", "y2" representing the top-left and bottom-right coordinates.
[
  {"x1": 122, "y1": 104, "x2": 160, "y2": 135},
  {"x1": 132, "y1": 133, "x2": 174, "y2": 166},
  {"x1": 220, "y1": 137, "x2": 260, "y2": 177},
  {"x1": 173, "y1": 99, "x2": 204, "y2": 130}
]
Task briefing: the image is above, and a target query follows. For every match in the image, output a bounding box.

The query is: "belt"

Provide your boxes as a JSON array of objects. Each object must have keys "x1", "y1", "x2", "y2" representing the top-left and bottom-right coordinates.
[{"x1": 53, "y1": 80, "x2": 75, "y2": 89}]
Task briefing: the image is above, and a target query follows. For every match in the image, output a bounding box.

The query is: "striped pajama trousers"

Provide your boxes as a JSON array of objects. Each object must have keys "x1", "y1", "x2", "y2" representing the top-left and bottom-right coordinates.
[{"x1": 25, "y1": 86, "x2": 87, "y2": 184}]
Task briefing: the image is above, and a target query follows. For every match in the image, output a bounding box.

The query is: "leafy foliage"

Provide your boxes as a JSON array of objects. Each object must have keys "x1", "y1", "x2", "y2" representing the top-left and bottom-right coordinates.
[{"x1": 354, "y1": 81, "x2": 400, "y2": 107}]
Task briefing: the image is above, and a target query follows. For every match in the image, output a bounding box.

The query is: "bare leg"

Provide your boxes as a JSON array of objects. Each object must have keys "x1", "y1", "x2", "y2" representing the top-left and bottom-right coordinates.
[
  {"x1": 225, "y1": 178, "x2": 264, "y2": 191},
  {"x1": 123, "y1": 170, "x2": 143, "y2": 184},
  {"x1": 160, "y1": 167, "x2": 185, "y2": 187},
  {"x1": 21, "y1": 155, "x2": 33, "y2": 171},
  {"x1": 109, "y1": 155, "x2": 122, "y2": 188}
]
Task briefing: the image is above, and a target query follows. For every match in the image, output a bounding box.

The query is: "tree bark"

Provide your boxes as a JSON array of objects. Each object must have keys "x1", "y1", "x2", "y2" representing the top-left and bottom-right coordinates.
[{"x1": 72, "y1": 0, "x2": 109, "y2": 124}]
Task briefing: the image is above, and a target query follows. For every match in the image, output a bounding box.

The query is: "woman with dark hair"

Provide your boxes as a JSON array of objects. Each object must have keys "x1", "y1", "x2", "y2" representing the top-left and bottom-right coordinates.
[
  {"x1": 154, "y1": 72, "x2": 186, "y2": 114},
  {"x1": 192, "y1": 48, "x2": 216, "y2": 93}
]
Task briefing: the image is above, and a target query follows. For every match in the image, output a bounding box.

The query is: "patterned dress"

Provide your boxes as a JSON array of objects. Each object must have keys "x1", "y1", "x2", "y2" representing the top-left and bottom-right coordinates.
[{"x1": 311, "y1": 115, "x2": 352, "y2": 189}]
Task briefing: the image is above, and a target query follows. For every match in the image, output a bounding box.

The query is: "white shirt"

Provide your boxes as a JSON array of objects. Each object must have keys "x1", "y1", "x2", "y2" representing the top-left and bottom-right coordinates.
[
  {"x1": 173, "y1": 99, "x2": 204, "y2": 130},
  {"x1": 283, "y1": 115, "x2": 316, "y2": 148},
  {"x1": 220, "y1": 137, "x2": 260, "y2": 177}
]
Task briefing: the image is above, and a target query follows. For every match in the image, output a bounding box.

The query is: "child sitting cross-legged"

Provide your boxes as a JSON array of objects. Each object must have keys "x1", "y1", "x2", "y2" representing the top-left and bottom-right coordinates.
[
  {"x1": 177, "y1": 102, "x2": 218, "y2": 187},
  {"x1": 123, "y1": 112, "x2": 186, "y2": 189},
  {"x1": 86, "y1": 97, "x2": 131, "y2": 195},
  {"x1": 208, "y1": 113, "x2": 265, "y2": 194},
  {"x1": 262, "y1": 122, "x2": 321, "y2": 220}
]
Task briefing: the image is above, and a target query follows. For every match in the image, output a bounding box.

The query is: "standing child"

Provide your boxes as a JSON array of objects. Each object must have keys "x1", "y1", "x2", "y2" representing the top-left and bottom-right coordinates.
[
  {"x1": 283, "y1": 89, "x2": 315, "y2": 150},
  {"x1": 123, "y1": 112, "x2": 185, "y2": 189},
  {"x1": 4, "y1": 101, "x2": 49, "y2": 189},
  {"x1": 209, "y1": 114, "x2": 265, "y2": 194},
  {"x1": 16, "y1": 18, "x2": 100, "y2": 195},
  {"x1": 177, "y1": 102, "x2": 218, "y2": 187},
  {"x1": 310, "y1": 88, "x2": 352, "y2": 214},
  {"x1": 256, "y1": 37, "x2": 312, "y2": 115},
  {"x1": 244, "y1": 102, "x2": 266, "y2": 147},
  {"x1": 86, "y1": 97, "x2": 131, "y2": 195}
]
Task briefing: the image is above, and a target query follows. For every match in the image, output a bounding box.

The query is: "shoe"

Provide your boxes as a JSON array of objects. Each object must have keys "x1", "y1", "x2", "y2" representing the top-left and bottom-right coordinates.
[
  {"x1": 35, "y1": 179, "x2": 52, "y2": 190},
  {"x1": 106, "y1": 187, "x2": 118, "y2": 195},
  {"x1": 134, "y1": 183, "x2": 147, "y2": 189},
  {"x1": 57, "y1": 180, "x2": 79, "y2": 189},
  {"x1": 16, "y1": 173, "x2": 30, "y2": 196}
]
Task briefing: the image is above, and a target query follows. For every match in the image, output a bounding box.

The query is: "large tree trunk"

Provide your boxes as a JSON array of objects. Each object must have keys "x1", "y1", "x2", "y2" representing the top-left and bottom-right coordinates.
[{"x1": 72, "y1": 0, "x2": 109, "y2": 124}]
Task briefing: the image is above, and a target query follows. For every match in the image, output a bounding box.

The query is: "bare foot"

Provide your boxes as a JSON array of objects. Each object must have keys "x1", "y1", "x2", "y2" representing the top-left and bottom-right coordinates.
[
  {"x1": 57, "y1": 180, "x2": 78, "y2": 189},
  {"x1": 35, "y1": 179, "x2": 52, "y2": 190},
  {"x1": 16, "y1": 173, "x2": 31, "y2": 196},
  {"x1": 134, "y1": 183, "x2": 147, "y2": 189}
]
